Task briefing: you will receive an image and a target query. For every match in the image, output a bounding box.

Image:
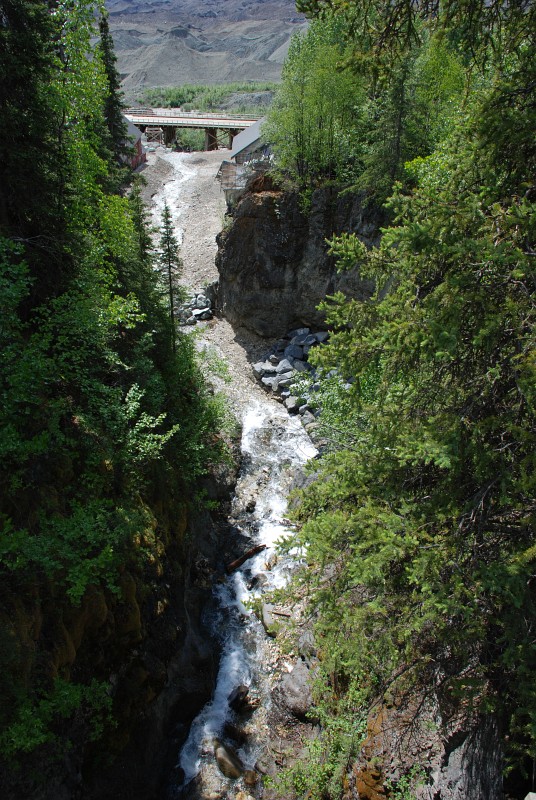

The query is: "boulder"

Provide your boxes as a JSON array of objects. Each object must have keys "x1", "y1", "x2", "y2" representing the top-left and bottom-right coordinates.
[
  {"x1": 193, "y1": 307, "x2": 212, "y2": 320},
  {"x1": 279, "y1": 659, "x2": 313, "y2": 719},
  {"x1": 204, "y1": 280, "x2": 219, "y2": 308},
  {"x1": 261, "y1": 603, "x2": 278, "y2": 638},
  {"x1": 284, "y1": 344, "x2": 303, "y2": 360},
  {"x1": 288, "y1": 327, "x2": 310, "y2": 338},
  {"x1": 261, "y1": 376, "x2": 278, "y2": 390},
  {"x1": 275, "y1": 358, "x2": 294, "y2": 374},
  {"x1": 247, "y1": 573, "x2": 267, "y2": 591},
  {"x1": 223, "y1": 721, "x2": 247, "y2": 745},
  {"x1": 253, "y1": 361, "x2": 275, "y2": 378},
  {"x1": 213, "y1": 739, "x2": 244, "y2": 779},
  {"x1": 274, "y1": 376, "x2": 293, "y2": 390},
  {"x1": 255, "y1": 756, "x2": 277, "y2": 777},
  {"x1": 243, "y1": 770, "x2": 258, "y2": 786},
  {"x1": 293, "y1": 360, "x2": 308, "y2": 373},
  {"x1": 228, "y1": 684, "x2": 250, "y2": 713},
  {"x1": 298, "y1": 628, "x2": 317, "y2": 663},
  {"x1": 284, "y1": 396, "x2": 300, "y2": 413}
]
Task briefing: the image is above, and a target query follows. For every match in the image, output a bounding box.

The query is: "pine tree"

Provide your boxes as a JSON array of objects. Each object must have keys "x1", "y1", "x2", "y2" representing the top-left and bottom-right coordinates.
[
  {"x1": 129, "y1": 177, "x2": 154, "y2": 269},
  {"x1": 98, "y1": 9, "x2": 128, "y2": 163},
  {"x1": 158, "y1": 203, "x2": 182, "y2": 353},
  {"x1": 0, "y1": 1, "x2": 62, "y2": 243}
]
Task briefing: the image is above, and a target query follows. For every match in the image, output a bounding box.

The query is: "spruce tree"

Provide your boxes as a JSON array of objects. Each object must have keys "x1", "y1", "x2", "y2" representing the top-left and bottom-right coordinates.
[
  {"x1": 0, "y1": 1, "x2": 62, "y2": 244},
  {"x1": 98, "y1": 9, "x2": 128, "y2": 163},
  {"x1": 129, "y1": 181, "x2": 152, "y2": 265},
  {"x1": 158, "y1": 203, "x2": 182, "y2": 353}
]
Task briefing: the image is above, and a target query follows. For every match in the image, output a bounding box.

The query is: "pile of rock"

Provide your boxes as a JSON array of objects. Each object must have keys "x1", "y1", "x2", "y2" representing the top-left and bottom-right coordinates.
[
  {"x1": 178, "y1": 290, "x2": 213, "y2": 325},
  {"x1": 252, "y1": 327, "x2": 329, "y2": 422}
]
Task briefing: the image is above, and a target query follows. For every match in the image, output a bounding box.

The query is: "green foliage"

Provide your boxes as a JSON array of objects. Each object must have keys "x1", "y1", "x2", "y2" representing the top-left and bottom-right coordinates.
[
  {"x1": 386, "y1": 766, "x2": 426, "y2": 800},
  {"x1": 266, "y1": 19, "x2": 467, "y2": 200},
  {"x1": 199, "y1": 344, "x2": 233, "y2": 385},
  {"x1": 0, "y1": 0, "x2": 231, "y2": 768},
  {"x1": 98, "y1": 8, "x2": 128, "y2": 163},
  {"x1": 296, "y1": 0, "x2": 535, "y2": 68},
  {"x1": 174, "y1": 127, "x2": 206, "y2": 152},
  {"x1": 0, "y1": 678, "x2": 112, "y2": 759},
  {"x1": 158, "y1": 202, "x2": 184, "y2": 353},
  {"x1": 271, "y1": 2, "x2": 536, "y2": 788},
  {"x1": 140, "y1": 81, "x2": 276, "y2": 114},
  {"x1": 350, "y1": 35, "x2": 468, "y2": 200},
  {"x1": 285, "y1": 43, "x2": 536, "y2": 780},
  {"x1": 265, "y1": 19, "x2": 364, "y2": 188},
  {"x1": 0, "y1": 0, "x2": 64, "y2": 246},
  {"x1": 270, "y1": 677, "x2": 367, "y2": 799},
  {"x1": 292, "y1": 362, "x2": 380, "y2": 451}
]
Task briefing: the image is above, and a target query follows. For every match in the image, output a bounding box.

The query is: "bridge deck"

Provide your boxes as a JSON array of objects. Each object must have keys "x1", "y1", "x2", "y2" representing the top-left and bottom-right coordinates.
[{"x1": 124, "y1": 112, "x2": 259, "y2": 130}]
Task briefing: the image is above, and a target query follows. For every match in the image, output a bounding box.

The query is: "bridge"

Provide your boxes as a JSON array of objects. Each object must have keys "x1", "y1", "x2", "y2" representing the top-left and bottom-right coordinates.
[{"x1": 124, "y1": 109, "x2": 261, "y2": 150}]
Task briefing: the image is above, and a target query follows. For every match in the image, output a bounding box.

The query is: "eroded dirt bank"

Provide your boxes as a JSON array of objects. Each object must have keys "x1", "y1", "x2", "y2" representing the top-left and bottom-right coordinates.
[{"x1": 140, "y1": 149, "x2": 274, "y2": 415}]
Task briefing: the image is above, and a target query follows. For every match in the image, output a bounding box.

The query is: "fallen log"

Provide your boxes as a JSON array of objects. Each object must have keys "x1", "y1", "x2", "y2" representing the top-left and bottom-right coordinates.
[{"x1": 226, "y1": 544, "x2": 267, "y2": 574}]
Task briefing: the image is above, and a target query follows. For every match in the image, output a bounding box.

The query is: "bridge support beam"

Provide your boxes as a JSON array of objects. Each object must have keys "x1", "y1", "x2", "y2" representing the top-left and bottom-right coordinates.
[
  {"x1": 204, "y1": 127, "x2": 219, "y2": 151},
  {"x1": 228, "y1": 128, "x2": 239, "y2": 149},
  {"x1": 164, "y1": 125, "x2": 177, "y2": 146}
]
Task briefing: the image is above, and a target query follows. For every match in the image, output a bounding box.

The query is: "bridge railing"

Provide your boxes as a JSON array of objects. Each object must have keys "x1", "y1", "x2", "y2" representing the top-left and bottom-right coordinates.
[{"x1": 126, "y1": 108, "x2": 260, "y2": 122}]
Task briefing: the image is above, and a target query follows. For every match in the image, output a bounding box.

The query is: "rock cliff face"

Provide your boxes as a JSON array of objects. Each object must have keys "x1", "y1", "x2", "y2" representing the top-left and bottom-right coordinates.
[
  {"x1": 215, "y1": 178, "x2": 383, "y2": 338},
  {"x1": 0, "y1": 473, "x2": 238, "y2": 800},
  {"x1": 84, "y1": 504, "x2": 227, "y2": 800},
  {"x1": 349, "y1": 694, "x2": 503, "y2": 800}
]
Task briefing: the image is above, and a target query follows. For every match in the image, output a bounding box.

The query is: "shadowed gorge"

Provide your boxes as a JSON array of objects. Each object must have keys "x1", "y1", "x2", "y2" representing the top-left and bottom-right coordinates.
[{"x1": 0, "y1": 0, "x2": 535, "y2": 798}]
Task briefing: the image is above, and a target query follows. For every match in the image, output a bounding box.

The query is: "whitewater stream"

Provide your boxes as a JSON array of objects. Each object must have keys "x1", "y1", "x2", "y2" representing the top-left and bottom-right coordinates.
[
  {"x1": 144, "y1": 149, "x2": 318, "y2": 799},
  {"x1": 172, "y1": 402, "x2": 317, "y2": 798}
]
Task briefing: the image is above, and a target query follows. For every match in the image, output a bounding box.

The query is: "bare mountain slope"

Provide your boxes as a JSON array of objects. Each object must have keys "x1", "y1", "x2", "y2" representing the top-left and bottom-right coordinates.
[{"x1": 105, "y1": 0, "x2": 305, "y2": 99}]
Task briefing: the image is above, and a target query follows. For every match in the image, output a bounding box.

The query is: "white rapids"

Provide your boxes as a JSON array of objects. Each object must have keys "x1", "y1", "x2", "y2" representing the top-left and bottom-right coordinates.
[{"x1": 174, "y1": 399, "x2": 317, "y2": 794}]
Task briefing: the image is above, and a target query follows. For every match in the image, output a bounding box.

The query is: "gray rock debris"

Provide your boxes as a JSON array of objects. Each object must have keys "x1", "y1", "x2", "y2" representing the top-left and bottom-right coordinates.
[
  {"x1": 251, "y1": 327, "x2": 330, "y2": 429},
  {"x1": 178, "y1": 288, "x2": 214, "y2": 325}
]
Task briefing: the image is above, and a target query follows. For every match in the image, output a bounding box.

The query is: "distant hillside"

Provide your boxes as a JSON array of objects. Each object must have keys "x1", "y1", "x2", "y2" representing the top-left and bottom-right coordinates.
[{"x1": 105, "y1": 0, "x2": 306, "y2": 100}]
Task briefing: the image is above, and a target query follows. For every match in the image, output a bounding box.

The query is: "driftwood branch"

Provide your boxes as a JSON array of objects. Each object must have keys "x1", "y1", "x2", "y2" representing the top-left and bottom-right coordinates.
[{"x1": 226, "y1": 544, "x2": 267, "y2": 574}]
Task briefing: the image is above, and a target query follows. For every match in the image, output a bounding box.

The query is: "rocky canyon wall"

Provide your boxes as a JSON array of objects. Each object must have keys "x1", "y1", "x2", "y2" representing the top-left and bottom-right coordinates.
[
  {"x1": 0, "y1": 469, "x2": 238, "y2": 800},
  {"x1": 215, "y1": 177, "x2": 384, "y2": 338}
]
